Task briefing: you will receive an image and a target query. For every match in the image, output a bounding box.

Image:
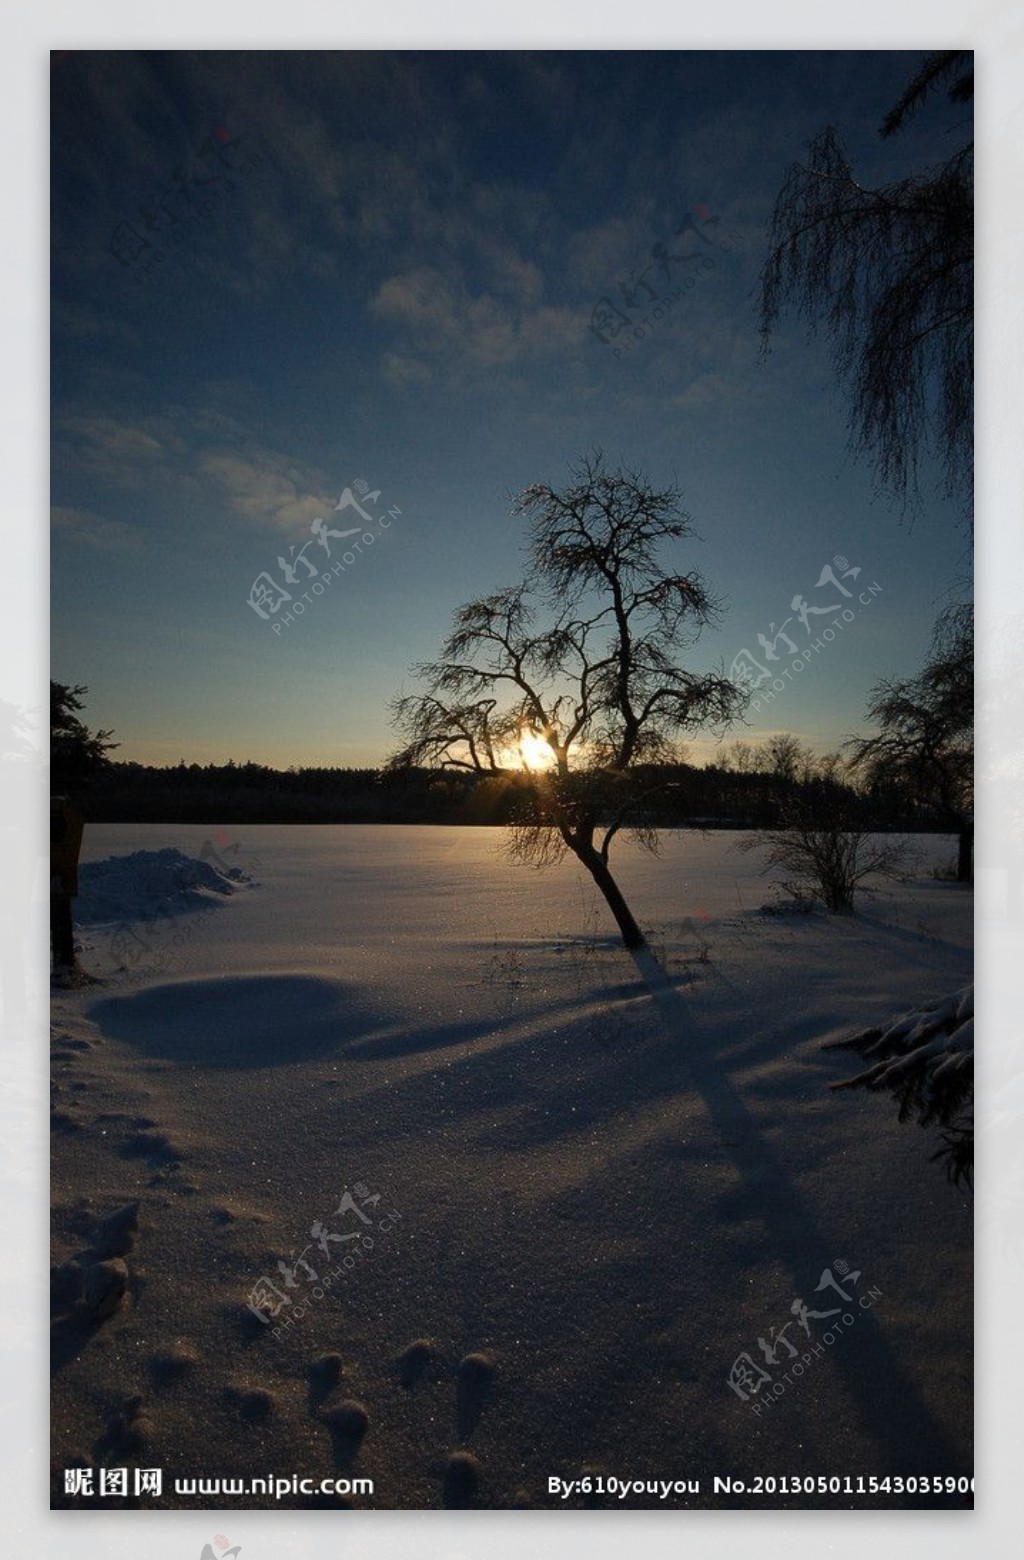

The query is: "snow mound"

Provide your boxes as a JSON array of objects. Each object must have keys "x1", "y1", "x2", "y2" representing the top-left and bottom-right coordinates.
[
  {"x1": 75, "y1": 848, "x2": 247, "y2": 928},
  {"x1": 87, "y1": 974, "x2": 362, "y2": 1068}
]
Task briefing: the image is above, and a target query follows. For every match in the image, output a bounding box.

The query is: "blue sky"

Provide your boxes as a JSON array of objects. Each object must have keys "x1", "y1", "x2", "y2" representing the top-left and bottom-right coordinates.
[{"x1": 50, "y1": 50, "x2": 970, "y2": 768}]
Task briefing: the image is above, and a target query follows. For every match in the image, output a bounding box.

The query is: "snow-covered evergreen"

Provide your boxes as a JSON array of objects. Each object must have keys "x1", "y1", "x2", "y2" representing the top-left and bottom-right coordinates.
[{"x1": 824, "y1": 985, "x2": 974, "y2": 1186}]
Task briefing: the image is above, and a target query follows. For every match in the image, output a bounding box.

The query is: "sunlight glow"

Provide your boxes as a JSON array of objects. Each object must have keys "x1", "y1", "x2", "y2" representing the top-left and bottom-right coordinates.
[{"x1": 517, "y1": 729, "x2": 557, "y2": 771}]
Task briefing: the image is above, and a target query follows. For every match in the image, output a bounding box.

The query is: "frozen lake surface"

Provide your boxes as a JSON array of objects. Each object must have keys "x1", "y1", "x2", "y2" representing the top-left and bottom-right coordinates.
[{"x1": 52, "y1": 825, "x2": 973, "y2": 1509}]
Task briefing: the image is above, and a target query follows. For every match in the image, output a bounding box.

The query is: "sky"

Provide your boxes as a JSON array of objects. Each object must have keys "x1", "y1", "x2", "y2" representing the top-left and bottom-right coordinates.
[{"x1": 50, "y1": 49, "x2": 971, "y2": 769}]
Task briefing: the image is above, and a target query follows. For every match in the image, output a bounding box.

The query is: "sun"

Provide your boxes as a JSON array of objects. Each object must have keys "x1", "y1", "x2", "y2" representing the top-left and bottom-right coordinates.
[{"x1": 517, "y1": 728, "x2": 556, "y2": 771}]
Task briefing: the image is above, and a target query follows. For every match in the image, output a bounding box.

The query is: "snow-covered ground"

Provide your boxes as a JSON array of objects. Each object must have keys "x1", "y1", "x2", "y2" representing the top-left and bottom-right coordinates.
[{"x1": 51, "y1": 825, "x2": 973, "y2": 1510}]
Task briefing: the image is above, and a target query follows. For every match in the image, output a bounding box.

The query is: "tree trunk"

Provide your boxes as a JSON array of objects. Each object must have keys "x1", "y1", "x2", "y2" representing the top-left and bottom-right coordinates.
[
  {"x1": 51, "y1": 894, "x2": 76, "y2": 970},
  {"x1": 575, "y1": 847, "x2": 646, "y2": 948},
  {"x1": 956, "y1": 816, "x2": 973, "y2": 883}
]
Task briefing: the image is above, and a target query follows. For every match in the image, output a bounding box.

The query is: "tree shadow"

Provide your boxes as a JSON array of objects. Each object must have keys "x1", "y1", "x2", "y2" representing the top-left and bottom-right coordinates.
[
  {"x1": 86, "y1": 972, "x2": 593, "y2": 1070},
  {"x1": 624, "y1": 942, "x2": 969, "y2": 1474}
]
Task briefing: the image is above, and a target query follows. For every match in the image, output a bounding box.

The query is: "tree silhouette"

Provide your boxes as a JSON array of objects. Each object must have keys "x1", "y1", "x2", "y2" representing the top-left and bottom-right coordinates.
[
  {"x1": 739, "y1": 790, "x2": 908, "y2": 913},
  {"x1": 847, "y1": 603, "x2": 973, "y2": 880},
  {"x1": 760, "y1": 49, "x2": 973, "y2": 520},
  {"x1": 51, "y1": 681, "x2": 118, "y2": 795},
  {"x1": 764, "y1": 52, "x2": 976, "y2": 1182},
  {"x1": 389, "y1": 454, "x2": 744, "y2": 948}
]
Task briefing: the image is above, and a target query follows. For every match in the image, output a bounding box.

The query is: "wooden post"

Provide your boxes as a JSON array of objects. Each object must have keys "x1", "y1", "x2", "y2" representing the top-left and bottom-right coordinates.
[{"x1": 50, "y1": 798, "x2": 84, "y2": 971}]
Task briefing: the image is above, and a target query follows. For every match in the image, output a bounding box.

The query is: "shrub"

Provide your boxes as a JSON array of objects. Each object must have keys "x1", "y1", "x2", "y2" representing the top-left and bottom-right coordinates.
[{"x1": 739, "y1": 798, "x2": 908, "y2": 912}]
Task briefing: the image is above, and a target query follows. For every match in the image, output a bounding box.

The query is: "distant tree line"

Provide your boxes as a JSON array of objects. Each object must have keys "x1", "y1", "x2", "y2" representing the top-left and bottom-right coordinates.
[{"x1": 79, "y1": 748, "x2": 957, "y2": 833}]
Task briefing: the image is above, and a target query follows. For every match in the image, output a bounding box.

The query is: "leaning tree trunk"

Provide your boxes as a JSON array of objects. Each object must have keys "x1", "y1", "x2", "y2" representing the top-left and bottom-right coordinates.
[
  {"x1": 956, "y1": 815, "x2": 973, "y2": 883},
  {"x1": 575, "y1": 845, "x2": 646, "y2": 949}
]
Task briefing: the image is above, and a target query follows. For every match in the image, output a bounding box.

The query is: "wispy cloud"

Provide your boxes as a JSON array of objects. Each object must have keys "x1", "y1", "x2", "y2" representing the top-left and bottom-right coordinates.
[
  {"x1": 370, "y1": 258, "x2": 582, "y2": 377},
  {"x1": 53, "y1": 399, "x2": 336, "y2": 537},
  {"x1": 197, "y1": 448, "x2": 330, "y2": 531},
  {"x1": 50, "y1": 504, "x2": 144, "y2": 553},
  {"x1": 52, "y1": 414, "x2": 167, "y2": 487},
  {"x1": 380, "y1": 352, "x2": 434, "y2": 388}
]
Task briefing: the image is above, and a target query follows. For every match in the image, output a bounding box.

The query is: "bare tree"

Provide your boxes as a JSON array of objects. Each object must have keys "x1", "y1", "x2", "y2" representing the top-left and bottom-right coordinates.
[
  {"x1": 847, "y1": 603, "x2": 973, "y2": 880},
  {"x1": 811, "y1": 751, "x2": 848, "y2": 786},
  {"x1": 738, "y1": 792, "x2": 908, "y2": 913},
  {"x1": 724, "y1": 738, "x2": 757, "y2": 774},
  {"x1": 765, "y1": 53, "x2": 976, "y2": 1171},
  {"x1": 389, "y1": 454, "x2": 745, "y2": 948},
  {"x1": 760, "y1": 50, "x2": 973, "y2": 520},
  {"x1": 760, "y1": 731, "x2": 805, "y2": 784}
]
